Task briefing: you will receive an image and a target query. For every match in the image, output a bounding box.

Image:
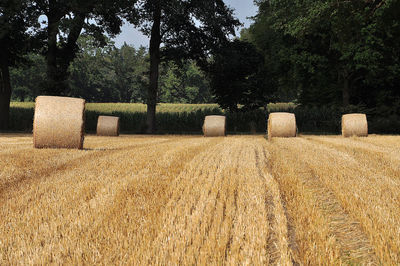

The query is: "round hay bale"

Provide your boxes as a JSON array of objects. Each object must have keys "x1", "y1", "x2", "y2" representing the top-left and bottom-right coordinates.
[
  {"x1": 267, "y1": 112, "x2": 297, "y2": 140},
  {"x1": 33, "y1": 96, "x2": 85, "y2": 149},
  {"x1": 97, "y1": 116, "x2": 120, "y2": 136},
  {"x1": 203, "y1": 115, "x2": 226, "y2": 137},
  {"x1": 342, "y1": 113, "x2": 368, "y2": 137}
]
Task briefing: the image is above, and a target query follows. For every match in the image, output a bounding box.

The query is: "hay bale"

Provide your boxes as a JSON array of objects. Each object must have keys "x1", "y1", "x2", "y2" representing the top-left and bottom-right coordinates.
[
  {"x1": 342, "y1": 113, "x2": 368, "y2": 137},
  {"x1": 203, "y1": 115, "x2": 226, "y2": 137},
  {"x1": 267, "y1": 112, "x2": 297, "y2": 140},
  {"x1": 97, "y1": 116, "x2": 120, "y2": 136},
  {"x1": 33, "y1": 96, "x2": 85, "y2": 149}
]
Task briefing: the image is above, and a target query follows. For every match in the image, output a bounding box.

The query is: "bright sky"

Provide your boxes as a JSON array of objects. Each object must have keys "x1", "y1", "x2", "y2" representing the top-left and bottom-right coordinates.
[{"x1": 112, "y1": 0, "x2": 258, "y2": 48}]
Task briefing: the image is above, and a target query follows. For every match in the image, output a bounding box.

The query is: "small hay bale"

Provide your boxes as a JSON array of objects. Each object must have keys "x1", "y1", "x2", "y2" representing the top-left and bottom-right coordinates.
[
  {"x1": 97, "y1": 116, "x2": 120, "y2": 136},
  {"x1": 33, "y1": 96, "x2": 85, "y2": 149},
  {"x1": 342, "y1": 113, "x2": 368, "y2": 137},
  {"x1": 203, "y1": 115, "x2": 226, "y2": 137},
  {"x1": 267, "y1": 112, "x2": 297, "y2": 140}
]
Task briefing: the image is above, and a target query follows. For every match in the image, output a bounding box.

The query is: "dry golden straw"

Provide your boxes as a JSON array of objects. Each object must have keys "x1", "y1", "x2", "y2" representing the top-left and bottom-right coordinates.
[
  {"x1": 202, "y1": 115, "x2": 226, "y2": 137},
  {"x1": 267, "y1": 112, "x2": 297, "y2": 140},
  {"x1": 33, "y1": 96, "x2": 85, "y2": 149},
  {"x1": 342, "y1": 113, "x2": 368, "y2": 137},
  {"x1": 2, "y1": 134, "x2": 400, "y2": 264},
  {"x1": 97, "y1": 116, "x2": 120, "y2": 136}
]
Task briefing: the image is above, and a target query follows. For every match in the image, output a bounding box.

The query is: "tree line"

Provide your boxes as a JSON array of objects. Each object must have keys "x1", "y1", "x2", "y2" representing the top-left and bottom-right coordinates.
[
  {"x1": 10, "y1": 36, "x2": 212, "y2": 104},
  {"x1": 1, "y1": 0, "x2": 239, "y2": 132},
  {"x1": 241, "y1": 0, "x2": 400, "y2": 114},
  {"x1": 2, "y1": 0, "x2": 400, "y2": 132}
]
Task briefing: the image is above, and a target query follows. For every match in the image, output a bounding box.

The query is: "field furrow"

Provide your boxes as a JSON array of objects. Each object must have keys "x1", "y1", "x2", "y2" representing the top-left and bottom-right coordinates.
[
  {"x1": 266, "y1": 136, "x2": 399, "y2": 264},
  {"x1": 1, "y1": 134, "x2": 400, "y2": 264},
  {"x1": 147, "y1": 137, "x2": 280, "y2": 265},
  {"x1": 255, "y1": 141, "x2": 293, "y2": 265},
  {"x1": 307, "y1": 136, "x2": 400, "y2": 184},
  {"x1": 296, "y1": 137, "x2": 400, "y2": 263},
  {"x1": 0, "y1": 136, "x2": 217, "y2": 264},
  {"x1": 0, "y1": 136, "x2": 175, "y2": 201}
]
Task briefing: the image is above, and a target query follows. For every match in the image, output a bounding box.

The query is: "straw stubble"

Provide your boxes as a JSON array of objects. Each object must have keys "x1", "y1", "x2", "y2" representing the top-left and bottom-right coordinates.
[{"x1": 1, "y1": 135, "x2": 400, "y2": 264}]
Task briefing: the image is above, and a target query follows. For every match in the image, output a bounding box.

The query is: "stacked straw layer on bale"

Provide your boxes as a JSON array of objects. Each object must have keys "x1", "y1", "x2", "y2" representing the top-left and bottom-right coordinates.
[
  {"x1": 268, "y1": 112, "x2": 297, "y2": 140},
  {"x1": 203, "y1": 115, "x2": 226, "y2": 137},
  {"x1": 97, "y1": 116, "x2": 120, "y2": 136},
  {"x1": 33, "y1": 96, "x2": 85, "y2": 149},
  {"x1": 342, "y1": 113, "x2": 368, "y2": 137}
]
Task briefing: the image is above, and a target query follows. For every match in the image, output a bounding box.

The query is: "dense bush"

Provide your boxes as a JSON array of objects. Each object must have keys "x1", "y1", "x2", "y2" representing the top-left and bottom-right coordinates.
[
  {"x1": 5, "y1": 103, "x2": 400, "y2": 134},
  {"x1": 292, "y1": 104, "x2": 400, "y2": 134}
]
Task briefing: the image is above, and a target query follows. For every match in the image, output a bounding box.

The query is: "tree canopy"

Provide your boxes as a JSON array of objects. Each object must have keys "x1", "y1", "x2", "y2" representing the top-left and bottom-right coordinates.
[
  {"x1": 126, "y1": 0, "x2": 241, "y2": 132},
  {"x1": 3, "y1": 0, "x2": 400, "y2": 132},
  {"x1": 0, "y1": 0, "x2": 40, "y2": 129},
  {"x1": 207, "y1": 39, "x2": 266, "y2": 111},
  {"x1": 34, "y1": 0, "x2": 137, "y2": 95},
  {"x1": 247, "y1": 0, "x2": 400, "y2": 113},
  {"x1": 10, "y1": 36, "x2": 213, "y2": 104}
]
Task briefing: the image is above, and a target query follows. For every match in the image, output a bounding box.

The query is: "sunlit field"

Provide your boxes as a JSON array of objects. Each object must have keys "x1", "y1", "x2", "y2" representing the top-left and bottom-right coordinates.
[{"x1": 0, "y1": 134, "x2": 399, "y2": 264}]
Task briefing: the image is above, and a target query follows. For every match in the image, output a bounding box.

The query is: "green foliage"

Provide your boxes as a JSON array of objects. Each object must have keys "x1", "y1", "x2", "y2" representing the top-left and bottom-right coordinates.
[
  {"x1": 0, "y1": 0, "x2": 42, "y2": 129},
  {"x1": 7, "y1": 102, "x2": 265, "y2": 133},
  {"x1": 128, "y1": 0, "x2": 241, "y2": 65},
  {"x1": 10, "y1": 54, "x2": 46, "y2": 102},
  {"x1": 247, "y1": 0, "x2": 400, "y2": 123},
  {"x1": 159, "y1": 60, "x2": 212, "y2": 103},
  {"x1": 207, "y1": 39, "x2": 267, "y2": 111},
  {"x1": 32, "y1": 0, "x2": 138, "y2": 95},
  {"x1": 10, "y1": 36, "x2": 213, "y2": 104},
  {"x1": 68, "y1": 36, "x2": 148, "y2": 102},
  {"x1": 0, "y1": 0, "x2": 41, "y2": 67},
  {"x1": 8, "y1": 102, "x2": 400, "y2": 134}
]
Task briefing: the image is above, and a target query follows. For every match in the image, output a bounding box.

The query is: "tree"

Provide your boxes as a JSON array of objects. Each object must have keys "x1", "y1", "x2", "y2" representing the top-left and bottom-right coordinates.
[
  {"x1": 68, "y1": 35, "x2": 117, "y2": 102},
  {"x1": 159, "y1": 60, "x2": 212, "y2": 103},
  {"x1": 0, "y1": 0, "x2": 40, "y2": 129},
  {"x1": 34, "y1": 0, "x2": 137, "y2": 95},
  {"x1": 127, "y1": 0, "x2": 240, "y2": 133},
  {"x1": 111, "y1": 44, "x2": 149, "y2": 103},
  {"x1": 248, "y1": 0, "x2": 400, "y2": 109},
  {"x1": 207, "y1": 39, "x2": 265, "y2": 111},
  {"x1": 69, "y1": 36, "x2": 149, "y2": 102},
  {"x1": 10, "y1": 53, "x2": 46, "y2": 102}
]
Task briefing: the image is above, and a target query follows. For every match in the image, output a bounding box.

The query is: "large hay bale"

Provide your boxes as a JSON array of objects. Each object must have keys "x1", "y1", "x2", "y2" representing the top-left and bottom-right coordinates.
[
  {"x1": 33, "y1": 96, "x2": 85, "y2": 149},
  {"x1": 267, "y1": 112, "x2": 297, "y2": 140},
  {"x1": 342, "y1": 113, "x2": 368, "y2": 137},
  {"x1": 97, "y1": 116, "x2": 120, "y2": 136},
  {"x1": 203, "y1": 115, "x2": 226, "y2": 137}
]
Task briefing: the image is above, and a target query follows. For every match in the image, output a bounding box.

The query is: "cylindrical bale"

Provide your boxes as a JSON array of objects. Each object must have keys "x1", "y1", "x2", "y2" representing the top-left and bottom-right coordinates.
[
  {"x1": 33, "y1": 96, "x2": 85, "y2": 149},
  {"x1": 97, "y1": 116, "x2": 120, "y2": 136},
  {"x1": 342, "y1": 113, "x2": 368, "y2": 137},
  {"x1": 267, "y1": 112, "x2": 297, "y2": 140},
  {"x1": 203, "y1": 115, "x2": 226, "y2": 137}
]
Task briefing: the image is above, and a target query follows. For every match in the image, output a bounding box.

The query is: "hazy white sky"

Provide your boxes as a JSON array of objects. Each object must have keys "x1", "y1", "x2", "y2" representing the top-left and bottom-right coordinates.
[{"x1": 112, "y1": 0, "x2": 257, "y2": 48}]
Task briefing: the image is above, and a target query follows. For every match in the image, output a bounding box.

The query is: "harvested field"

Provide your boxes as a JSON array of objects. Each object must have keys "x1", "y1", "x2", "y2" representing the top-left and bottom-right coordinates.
[{"x1": 0, "y1": 134, "x2": 399, "y2": 264}]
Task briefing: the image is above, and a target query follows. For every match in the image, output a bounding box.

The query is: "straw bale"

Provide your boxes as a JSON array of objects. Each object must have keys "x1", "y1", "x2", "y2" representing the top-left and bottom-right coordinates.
[
  {"x1": 97, "y1": 116, "x2": 120, "y2": 136},
  {"x1": 267, "y1": 112, "x2": 297, "y2": 140},
  {"x1": 203, "y1": 115, "x2": 226, "y2": 137},
  {"x1": 342, "y1": 113, "x2": 368, "y2": 137},
  {"x1": 33, "y1": 96, "x2": 85, "y2": 149}
]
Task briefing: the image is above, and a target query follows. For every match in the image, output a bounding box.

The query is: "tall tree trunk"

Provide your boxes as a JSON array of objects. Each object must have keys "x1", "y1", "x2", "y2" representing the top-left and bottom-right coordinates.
[
  {"x1": 45, "y1": 9, "x2": 84, "y2": 96},
  {"x1": 45, "y1": 14, "x2": 64, "y2": 95},
  {"x1": 146, "y1": 2, "x2": 162, "y2": 134},
  {"x1": 0, "y1": 55, "x2": 11, "y2": 130}
]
